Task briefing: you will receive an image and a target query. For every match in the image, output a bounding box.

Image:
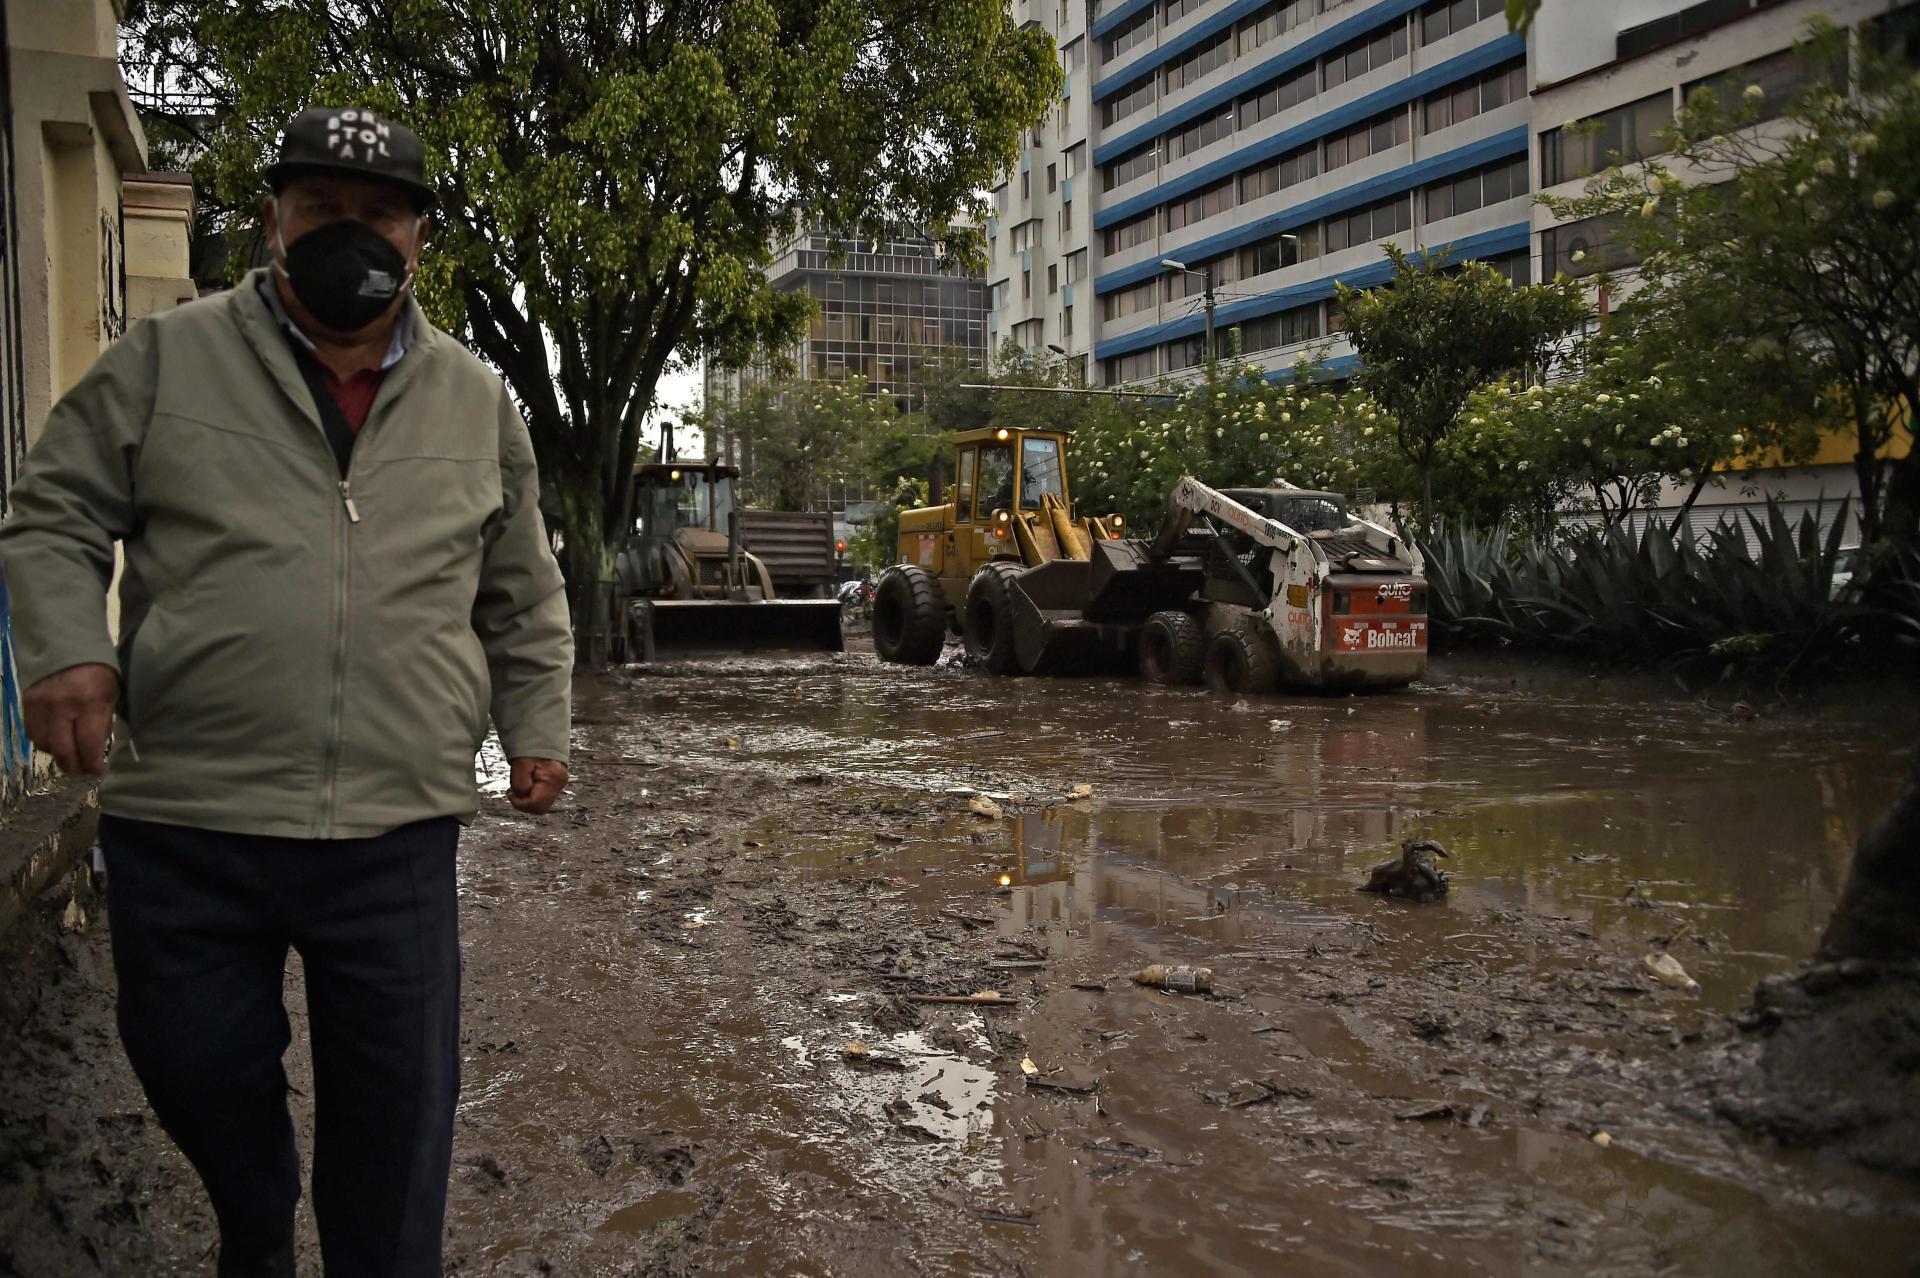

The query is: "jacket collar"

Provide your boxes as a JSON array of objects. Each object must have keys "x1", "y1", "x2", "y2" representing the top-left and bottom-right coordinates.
[{"x1": 231, "y1": 267, "x2": 439, "y2": 430}]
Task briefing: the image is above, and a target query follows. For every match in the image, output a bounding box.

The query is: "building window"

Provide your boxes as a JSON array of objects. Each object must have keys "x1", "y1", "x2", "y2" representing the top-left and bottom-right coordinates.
[
  {"x1": 1164, "y1": 253, "x2": 1237, "y2": 302},
  {"x1": 1164, "y1": 105, "x2": 1234, "y2": 161},
  {"x1": 1165, "y1": 0, "x2": 1207, "y2": 23},
  {"x1": 1164, "y1": 30, "x2": 1231, "y2": 93},
  {"x1": 1061, "y1": 36, "x2": 1085, "y2": 72},
  {"x1": 1239, "y1": 144, "x2": 1318, "y2": 203},
  {"x1": 1479, "y1": 249, "x2": 1532, "y2": 286},
  {"x1": 1065, "y1": 142, "x2": 1086, "y2": 179},
  {"x1": 1022, "y1": 169, "x2": 1030, "y2": 200},
  {"x1": 1102, "y1": 9, "x2": 1155, "y2": 63},
  {"x1": 1325, "y1": 194, "x2": 1412, "y2": 252},
  {"x1": 1063, "y1": 306, "x2": 1074, "y2": 338},
  {"x1": 991, "y1": 279, "x2": 1011, "y2": 311},
  {"x1": 1240, "y1": 0, "x2": 1314, "y2": 55},
  {"x1": 1323, "y1": 21, "x2": 1409, "y2": 92},
  {"x1": 1060, "y1": 201, "x2": 1074, "y2": 233},
  {"x1": 1422, "y1": 154, "x2": 1528, "y2": 222},
  {"x1": 1101, "y1": 280, "x2": 1158, "y2": 321},
  {"x1": 1234, "y1": 303, "x2": 1323, "y2": 356},
  {"x1": 1324, "y1": 106, "x2": 1410, "y2": 170},
  {"x1": 1163, "y1": 335, "x2": 1205, "y2": 371},
  {"x1": 1239, "y1": 222, "x2": 1320, "y2": 277},
  {"x1": 1540, "y1": 212, "x2": 1637, "y2": 279},
  {"x1": 1421, "y1": 60, "x2": 1526, "y2": 134},
  {"x1": 1012, "y1": 318, "x2": 1044, "y2": 350},
  {"x1": 1102, "y1": 142, "x2": 1159, "y2": 191},
  {"x1": 1048, "y1": 263, "x2": 1059, "y2": 294},
  {"x1": 1047, "y1": 163, "x2": 1057, "y2": 192},
  {"x1": 1163, "y1": 178, "x2": 1235, "y2": 233},
  {"x1": 1103, "y1": 74, "x2": 1158, "y2": 128},
  {"x1": 1683, "y1": 45, "x2": 1838, "y2": 128},
  {"x1": 1065, "y1": 249, "x2": 1088, "y2": 283},
  {"x1": 1023, "y1": 268, "x2": 1031, "y2": 299},
  {"x1": 1103, "y1": 211, "x2": 1157, "y2": 256},
  {"x1": 1009, "y1": 220, "x2": 1036, "y2": 252},
  {"x1": 1104, "y1": 349, "x2": 1158, "y2": 383},
  {"x1": 1541, "y1": 91, "x2": 1672, "y2": 186},
  {"x1": 1419, "y1": 0, "x2": 1502, "y2": 46},
  {"x1": 1238, "y1": 63, "x2": 1317, "y2": 130}
]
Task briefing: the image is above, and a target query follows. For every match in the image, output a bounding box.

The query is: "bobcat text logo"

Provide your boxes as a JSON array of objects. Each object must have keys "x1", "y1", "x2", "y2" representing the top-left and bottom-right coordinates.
[{"x1": 1365, "y1": 626, "x2": 1423, "y2": 650}]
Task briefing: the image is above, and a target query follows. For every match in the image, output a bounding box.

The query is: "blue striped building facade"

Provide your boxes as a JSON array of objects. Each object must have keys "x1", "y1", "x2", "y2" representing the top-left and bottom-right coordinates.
[{"x1": 988, "y1": 0, "x2": 1536, "y2": 385}]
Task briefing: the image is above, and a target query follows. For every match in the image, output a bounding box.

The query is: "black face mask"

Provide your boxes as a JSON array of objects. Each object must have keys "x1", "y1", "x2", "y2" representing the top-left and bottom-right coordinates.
[{"x1": 276, "y1": 218, "x2": 410, "y2": 333}]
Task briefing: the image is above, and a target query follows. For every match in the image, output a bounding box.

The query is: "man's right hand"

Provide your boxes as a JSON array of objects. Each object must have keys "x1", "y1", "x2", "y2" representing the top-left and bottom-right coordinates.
[{"x1": 23, "y1": 663, "x2": 118, "y2": 777}]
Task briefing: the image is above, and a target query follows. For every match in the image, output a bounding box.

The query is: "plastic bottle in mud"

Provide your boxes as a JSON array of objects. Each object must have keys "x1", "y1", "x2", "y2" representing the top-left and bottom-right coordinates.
[{"x1": 1131, "y1": 964, "x2": 1213, "y2": 994}]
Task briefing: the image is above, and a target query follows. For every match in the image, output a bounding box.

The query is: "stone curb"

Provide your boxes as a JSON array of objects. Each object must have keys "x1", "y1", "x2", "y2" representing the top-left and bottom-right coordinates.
[{"x1": 0, "y1": 777, "x2": 100, "y2": 939}]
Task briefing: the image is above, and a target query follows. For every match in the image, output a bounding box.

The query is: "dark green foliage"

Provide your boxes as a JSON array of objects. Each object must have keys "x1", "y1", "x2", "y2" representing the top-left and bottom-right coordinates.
[{"x1": 1420, "y1": 501, "x2": 1920, "y2": 671}]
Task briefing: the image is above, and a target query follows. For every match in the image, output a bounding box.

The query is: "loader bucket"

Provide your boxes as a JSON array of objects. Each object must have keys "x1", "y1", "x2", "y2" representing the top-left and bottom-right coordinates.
[{"x1": 628, "y1": 599, "x2": 844, "y2": 662}]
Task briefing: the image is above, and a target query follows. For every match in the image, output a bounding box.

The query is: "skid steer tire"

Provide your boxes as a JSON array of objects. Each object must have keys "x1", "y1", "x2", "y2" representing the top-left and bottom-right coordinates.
[
  {"x1": 873, "y1": 566, "x2": 947, "y2": 666},
  {"x1": 1205, "y1": 629, "x2": 1280, "y2": 696},
  {"x1": 1139, "y1": 611, "x2": 1205, "y2": 686},
  {"x1": 964, "y1": 562, "x2": 1024, "y2": 676}
]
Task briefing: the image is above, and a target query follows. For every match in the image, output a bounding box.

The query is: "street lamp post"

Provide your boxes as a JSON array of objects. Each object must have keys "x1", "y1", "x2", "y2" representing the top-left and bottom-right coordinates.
[{"x1": 1160, "y1": 257, "x2": 1215, "y2": 364}]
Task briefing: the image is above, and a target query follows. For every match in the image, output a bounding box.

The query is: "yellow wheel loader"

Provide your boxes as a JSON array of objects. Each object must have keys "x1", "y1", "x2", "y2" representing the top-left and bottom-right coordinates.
[
  {"x1": 870, "y1": 427, "x2": 1124, "y2": 669},
  {"x1": 872, "y1": 429, "x2": 1425, "y2": 691},
  {"x1": 613, "y1": 460, "x2": 844, "y2": 661}
]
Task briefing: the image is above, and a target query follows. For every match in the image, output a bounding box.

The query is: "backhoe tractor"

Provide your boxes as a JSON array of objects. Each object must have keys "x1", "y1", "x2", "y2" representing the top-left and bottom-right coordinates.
[
  {"x1": 613, "y1": 460, "x2": 843, "y2": 661},
  {"x1": 870, "y1": 426, "x2": 1125, "y2": 670}
]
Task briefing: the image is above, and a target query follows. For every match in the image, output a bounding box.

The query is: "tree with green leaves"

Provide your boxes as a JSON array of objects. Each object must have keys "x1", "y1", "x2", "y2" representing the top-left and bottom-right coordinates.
[
  {"x1": 1336, "y1": 248, "x2": 1588, "y2": 538},
  {"x1": 693, "y1": 375, "x2": 896, "y2": 512},
  {"x1": 1546, "y1": 21, "x2": 1919, "y2": 557},
  {"x1": 122, "y1": 0, "x2": 1060, "y2": 660}
]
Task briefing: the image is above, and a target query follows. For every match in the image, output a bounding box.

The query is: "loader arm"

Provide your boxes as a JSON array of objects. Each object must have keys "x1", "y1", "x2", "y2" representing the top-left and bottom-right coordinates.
[{"x1": 1153, "y1": 476, "x2": 1311, "y2": 558}]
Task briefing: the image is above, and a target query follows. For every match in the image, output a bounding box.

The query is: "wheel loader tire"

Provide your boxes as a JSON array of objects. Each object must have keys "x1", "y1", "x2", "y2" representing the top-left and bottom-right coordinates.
[
  {"x1": 1139, "y1": 611, "x2": 1205, "y2": 686},
  {"x1": 873, "y1": 566, "x2": 946, "y2": 666},
  {"x1": 1205, "y1": 629, "x2": 1280, "y2": 696},
  {"x1": 964, "y1": 562, "x2": 1024, "y2": 676}
]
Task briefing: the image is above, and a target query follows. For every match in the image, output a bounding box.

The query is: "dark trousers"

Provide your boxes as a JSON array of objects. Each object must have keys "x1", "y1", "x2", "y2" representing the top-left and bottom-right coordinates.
[{"x1": 99, "y1": 815, "x2": 461, "y2": 1278}]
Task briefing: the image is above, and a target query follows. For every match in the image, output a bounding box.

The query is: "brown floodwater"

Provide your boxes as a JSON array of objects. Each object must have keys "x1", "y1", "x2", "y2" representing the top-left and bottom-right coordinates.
[{"x1": 451, "y1": 652, "x2": 1919, "y2": 1276}]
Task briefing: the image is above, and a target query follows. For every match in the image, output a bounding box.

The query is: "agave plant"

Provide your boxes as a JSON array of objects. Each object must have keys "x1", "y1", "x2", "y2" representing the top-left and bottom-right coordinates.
[{"x1": 1417, "y1": 497, "x2": 1915, "y2": 671}]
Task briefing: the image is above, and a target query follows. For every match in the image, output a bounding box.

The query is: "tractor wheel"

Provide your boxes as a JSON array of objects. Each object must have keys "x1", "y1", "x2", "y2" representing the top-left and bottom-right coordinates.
[
  {"x1": 964, "y1": 562, "x2": 1024, "y2": 676},
  {"x1": 873, "y1": 565, "x2": 946, "y2": 666},
  {"x1": 1205, "y1": 629, "x2": 1280, "y2": 696},
  {"x1": 1139, "y1": 610, "x2": 1205, "y2": 686}
]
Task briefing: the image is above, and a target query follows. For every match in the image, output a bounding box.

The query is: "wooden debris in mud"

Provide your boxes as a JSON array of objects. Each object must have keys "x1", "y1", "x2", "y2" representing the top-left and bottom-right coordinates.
[
  {"x1": 1201, "y1": 1078, "x2": 1310, "y2": 1109},
  {"x1": 841, "y1": 1040, "x2": 907, "y2": 1070},
  {"x1": 906, "y1": 991, "x2": 1015, "y2": 1007}
]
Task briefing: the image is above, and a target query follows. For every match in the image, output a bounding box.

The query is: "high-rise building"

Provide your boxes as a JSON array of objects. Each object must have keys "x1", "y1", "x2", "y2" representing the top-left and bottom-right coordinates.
[
  {"x1": 986, "y1": 1, "x2": 1096, "y2": 381},
  {"x1": 990, "y1": 0, "x2": 1535, "y2": 386},
  {"x1": 704, "y1": 226, "x2": 989, "y2": 416}
]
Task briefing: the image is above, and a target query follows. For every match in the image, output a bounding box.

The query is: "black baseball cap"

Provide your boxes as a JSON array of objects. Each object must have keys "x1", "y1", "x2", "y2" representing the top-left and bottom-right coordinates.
[{"x1": 265, "y1": 107, "x2": 437, "y2": 211}]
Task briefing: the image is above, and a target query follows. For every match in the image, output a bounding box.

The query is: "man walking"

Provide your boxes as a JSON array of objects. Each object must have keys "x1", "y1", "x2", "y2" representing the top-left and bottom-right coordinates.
[{"x1": 0, "y1": 108, "x2": 573, "y2": 1276}]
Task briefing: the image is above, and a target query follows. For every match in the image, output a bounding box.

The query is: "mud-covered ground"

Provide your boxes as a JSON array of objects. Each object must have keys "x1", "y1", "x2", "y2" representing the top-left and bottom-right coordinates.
[{"x1": 3, "y1": 643, "x2": 1917, "y2": 1276}]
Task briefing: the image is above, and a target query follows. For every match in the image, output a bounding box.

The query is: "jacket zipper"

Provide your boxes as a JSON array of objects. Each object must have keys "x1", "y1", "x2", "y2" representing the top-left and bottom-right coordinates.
[{"x1": 318, "y1": 469, "x2": 358, "y2": 835}]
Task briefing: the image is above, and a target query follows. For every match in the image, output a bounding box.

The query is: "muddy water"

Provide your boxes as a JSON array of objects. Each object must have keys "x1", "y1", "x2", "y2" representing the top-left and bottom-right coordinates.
[{"x1": 453, "y1": 654, "x2": 1918, "y2": 1276}]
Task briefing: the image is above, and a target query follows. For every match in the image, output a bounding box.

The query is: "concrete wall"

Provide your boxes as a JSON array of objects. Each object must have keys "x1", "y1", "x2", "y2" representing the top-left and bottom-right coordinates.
[
  {"x1": 2, "y1": 0, "x2": 196, "y2": 802},
  {"x1": 6, "y1": 0, "x2": 148, "y2": 442}
]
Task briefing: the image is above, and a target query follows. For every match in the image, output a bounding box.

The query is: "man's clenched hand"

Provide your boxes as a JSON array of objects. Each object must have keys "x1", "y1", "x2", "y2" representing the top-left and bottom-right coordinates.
[
  {"x1": 508, "y1": 757, "x2": 568, "y2": 814},
  {"x1": 24, "y1": 663, "x2": 118, "y2": 778}
]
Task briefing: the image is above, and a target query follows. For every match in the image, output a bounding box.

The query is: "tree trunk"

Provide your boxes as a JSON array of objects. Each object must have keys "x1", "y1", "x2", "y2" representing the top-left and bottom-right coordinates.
[
  {"x1": 1817, "y1": 748, "x2": 1920, "y2": 965},
  {"x1": 1881, "y1": 448, "x2": 1920, "y2": 556},
  {"x1": 558, "y1": 494, "x2": 614, "y2": 670},
  {"x1": 1421, "y1": 467, "x2": 1435, "y2": 543}
]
